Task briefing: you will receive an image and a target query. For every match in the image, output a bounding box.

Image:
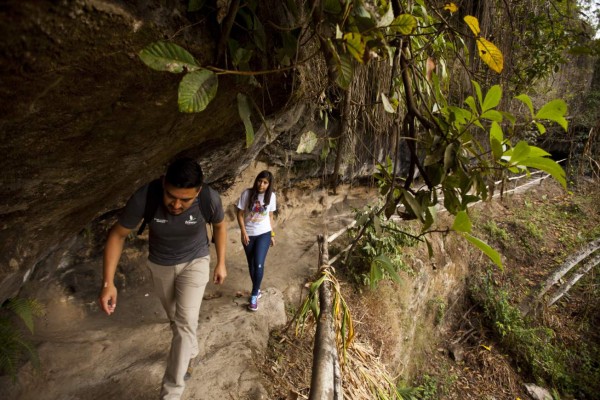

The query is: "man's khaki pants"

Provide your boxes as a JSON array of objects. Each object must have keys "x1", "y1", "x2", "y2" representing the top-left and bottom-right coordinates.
[{"x1": 147, "y1": 256, "x2": 210, "y2": 400}]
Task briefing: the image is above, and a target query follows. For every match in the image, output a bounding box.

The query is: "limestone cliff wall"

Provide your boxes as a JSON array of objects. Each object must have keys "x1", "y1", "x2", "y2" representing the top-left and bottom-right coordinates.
[{"x1": 0, "y1": 0, "x2": 296, "y2": 302}]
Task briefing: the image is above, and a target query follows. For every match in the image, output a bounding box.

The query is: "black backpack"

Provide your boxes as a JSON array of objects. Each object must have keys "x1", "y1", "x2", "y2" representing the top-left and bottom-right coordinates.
[{"x1": 137, "y1": 179, "x2": 217, "y2": 240}]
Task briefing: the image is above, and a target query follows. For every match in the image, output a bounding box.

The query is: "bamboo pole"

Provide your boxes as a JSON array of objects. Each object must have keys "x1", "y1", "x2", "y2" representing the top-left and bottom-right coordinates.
[
  {"x1": 547, "y1": 252, "x2": 600, "y2": 307},
  {"x1": 520, "y1": 238, "x2": 600, "y2": 315}
]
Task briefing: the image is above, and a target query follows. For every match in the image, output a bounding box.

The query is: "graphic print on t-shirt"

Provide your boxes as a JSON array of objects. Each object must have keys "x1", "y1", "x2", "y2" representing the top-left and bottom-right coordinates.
[{"x1": 249, "y1": 200, "x2": 268, "y2": 223}]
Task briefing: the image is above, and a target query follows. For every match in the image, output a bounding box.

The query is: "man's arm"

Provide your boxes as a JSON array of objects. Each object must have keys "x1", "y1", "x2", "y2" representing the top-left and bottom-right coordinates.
[
  {"x1": 212, "y1": 220, "x2": 228, "y2": 284},
  {"x1": 99, "y1": 222, "x2": 132, "y2": 315}
]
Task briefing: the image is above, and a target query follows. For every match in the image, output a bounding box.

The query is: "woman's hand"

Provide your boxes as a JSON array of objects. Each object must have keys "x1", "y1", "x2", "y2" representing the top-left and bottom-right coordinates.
[
  {"x1": 241, "y1": 232, "x2": 250, "y2": 246},
  {"x1": 270, "y1": 237, "x2": 275, "y2": 247}
]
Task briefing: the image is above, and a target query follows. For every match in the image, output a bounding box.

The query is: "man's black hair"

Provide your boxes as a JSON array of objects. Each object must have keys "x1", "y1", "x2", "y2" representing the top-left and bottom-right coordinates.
[{"x1": 165, "y1": 157, "x2": 203, "y2": 188}]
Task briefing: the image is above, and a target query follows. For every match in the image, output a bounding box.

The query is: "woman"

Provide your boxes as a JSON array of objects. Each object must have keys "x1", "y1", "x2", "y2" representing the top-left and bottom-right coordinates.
[{"x1": 236, "y1": 170, "x2": 276, "y2": 311}]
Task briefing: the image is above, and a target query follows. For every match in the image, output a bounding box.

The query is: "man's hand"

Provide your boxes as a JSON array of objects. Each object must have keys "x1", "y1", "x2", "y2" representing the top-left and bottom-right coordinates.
[
  {"x1": 213, "y1": 263, "x2": 227, "y2": 284},
  {"x1": 99, "y1": 284, "x2": 117, "y2": 315}
]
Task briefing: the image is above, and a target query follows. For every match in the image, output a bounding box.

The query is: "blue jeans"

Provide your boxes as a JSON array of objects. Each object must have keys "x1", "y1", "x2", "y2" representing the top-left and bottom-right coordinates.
[{"x1": 243, "y1": 231, "x2": 271, "y2": 296}]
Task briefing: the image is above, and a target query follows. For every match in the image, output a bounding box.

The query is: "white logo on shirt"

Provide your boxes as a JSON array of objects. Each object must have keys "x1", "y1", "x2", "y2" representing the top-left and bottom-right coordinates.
[
  {"x1": 185, "y1": 215, "x2": 198, "y2": 225},
  {"x1": 153, "y1": 218, "x2": 167, "y2": 223}
]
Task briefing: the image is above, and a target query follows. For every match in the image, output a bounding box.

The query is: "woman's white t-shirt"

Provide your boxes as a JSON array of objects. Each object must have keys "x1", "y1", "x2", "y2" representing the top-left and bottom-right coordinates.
[{"x1": 236, "y1": 190, "x2": 277, "y2": 236}]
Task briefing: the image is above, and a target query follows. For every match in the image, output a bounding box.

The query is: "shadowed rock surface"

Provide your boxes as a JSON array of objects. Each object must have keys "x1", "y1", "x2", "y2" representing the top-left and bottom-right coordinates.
[{"x1": 0, "y1": 0, "x2": 297, "y2": 302}]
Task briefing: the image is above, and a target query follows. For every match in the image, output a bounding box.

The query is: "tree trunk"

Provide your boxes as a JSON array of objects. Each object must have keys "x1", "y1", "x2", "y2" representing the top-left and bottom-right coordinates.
[{"x1": 331, "y1": 87, "x2": 353, "y2": 194}]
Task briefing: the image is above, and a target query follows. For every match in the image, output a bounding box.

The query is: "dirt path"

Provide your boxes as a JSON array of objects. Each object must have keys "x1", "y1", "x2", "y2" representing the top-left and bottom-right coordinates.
[{"x1": 2, "y1": 165, "x2": 375, "y2": 400}]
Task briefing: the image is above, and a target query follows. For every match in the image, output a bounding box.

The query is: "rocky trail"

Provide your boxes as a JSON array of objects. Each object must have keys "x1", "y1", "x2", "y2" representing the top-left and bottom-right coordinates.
[{"x1": 2, "y1": 169, "x2": 374, "y2": 400}]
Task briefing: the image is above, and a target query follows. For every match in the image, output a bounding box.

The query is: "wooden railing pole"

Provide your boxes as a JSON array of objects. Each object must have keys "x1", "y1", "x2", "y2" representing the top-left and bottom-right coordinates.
[{"x1": 309, "y1": 235, "x2": 342, "y2": 399}]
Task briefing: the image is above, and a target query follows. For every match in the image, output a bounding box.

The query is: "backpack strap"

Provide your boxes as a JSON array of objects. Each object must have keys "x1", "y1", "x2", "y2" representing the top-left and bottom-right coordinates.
[
  {"x1": 198, "y1": 185, "x2": 216, "y2": 223},
  {"x1": 137, "y1": 179, "x2": 163, "y2": 236},
  {"x1": 198, "y1": 185, "x2": 216, "y2": 243}
]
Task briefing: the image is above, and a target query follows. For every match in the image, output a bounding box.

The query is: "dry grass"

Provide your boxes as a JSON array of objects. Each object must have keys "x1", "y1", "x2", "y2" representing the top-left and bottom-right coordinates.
[{"x1": 260, "y1": 323, "x2": 411, "y2": 400}]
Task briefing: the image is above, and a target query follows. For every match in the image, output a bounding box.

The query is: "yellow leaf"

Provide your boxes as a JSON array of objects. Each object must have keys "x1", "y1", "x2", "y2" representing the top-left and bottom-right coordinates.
[
  {"x1": 464, "y1": 15, "x2": 480, "y2": 36},
  {"x1": 476, "y1": 37, "x2": 504, "y2": 73},
  {"x1": 444, "y1": 3, "x2": 458, "y2": 13},
  {"x1": 343, "y1": 32, "x2": 366, "y2": 63},
  {"x1": 481, "y1": 344, "x2": 492, "y2": 351}
]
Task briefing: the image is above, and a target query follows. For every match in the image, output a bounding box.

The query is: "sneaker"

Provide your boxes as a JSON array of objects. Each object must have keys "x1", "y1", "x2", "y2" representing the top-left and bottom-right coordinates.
[
  {"x1": 248, "y1": 295, "x2": 259, "y2": 312},
  {"x1": 184, "y1": 356, "x2": 199, "y2": 381},
  {"x1": 248, "y1": 290, "x2": 262, "y2": 303}
]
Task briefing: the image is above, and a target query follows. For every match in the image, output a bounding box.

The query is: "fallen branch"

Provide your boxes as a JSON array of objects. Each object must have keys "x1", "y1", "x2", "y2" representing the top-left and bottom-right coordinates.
[{"x1": 547, "y1": 252, "x2": 600, "y2": 307}]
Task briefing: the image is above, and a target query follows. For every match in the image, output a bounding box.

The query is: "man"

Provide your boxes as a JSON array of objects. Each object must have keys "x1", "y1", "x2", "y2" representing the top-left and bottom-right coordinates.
[{"x1": 99, "y1": 157, "x2": 227, "y2": 399}]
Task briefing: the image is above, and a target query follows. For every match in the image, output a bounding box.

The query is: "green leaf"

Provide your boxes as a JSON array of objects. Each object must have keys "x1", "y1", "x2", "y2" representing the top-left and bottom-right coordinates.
[
  {"x1": 461, "y1": 232, "x2": 503, "y2": 269},
  {"x1": 526, "y1": 146, "x2": 551, "y2": 158},
  {"x1": 501, "y1": 111, "x2": 517, "y2": 125},
  {"x1": 376, "y1": 254, "x2": 401, "y2": 283},
  {"x1": 401, "y1": 189, "x2": 423, "y2": 222},
  {"x1": 178, "y1": 69, "x2": 218, "y2": 113},
  {"x1": 390, "y1": 14, "x2": 417, "y2": 35},
  {"x1": 424, "y1": 149, "x2": 443, "y2": 166},
  {"x1": 296, "y1": 131, "x2": 318, "y2": 154},
  {"x1": 515, "y1": 94, "x2": 534, "y2": 118},
  {"x1": 6, "y1": 298, "x2": 44, "y2": 333},
  {"x1": 253, "y1": 15, "x2": 266, "y2": 52},
  {"x1": 353, "y1": 5, "x2": 377, "y2": 31},
  {"x1": 471, "y1": 81, "x2": 483, "y2": 110},
  {"x1": 188, "y1": 0, "x2": 206, "y2": 12},
  {"x1": 535, "y1": 122, "x2": 547, "y2": 134},
  {"x1": 464, "y1": 96, "x2": 478, "y2": 116},
  {"x1": 489, "y1": 122, "x2": 504, "y2": 160},
  {"x1": 508, "y1": 140, "x2": 530, "y2": 164},
  {"x1": 335, "y1": 52, "x2": 354, "y2": 90},
  {"x1": 310, "y1": 293, "x2": 320, "y2": 317},
  {"x1": 451, "y1": 210, "x2": 471, "y2": 233},
  {"x1": 425, "y1": 238, "x2": 434, "y2": 258},
  {"x1": 377, "y1": 1, "x2": 395, "y2": 27},
  {"x1": 381, "y1": 92, "x2": 396, "y2": 113},
  {"x1": 373, "y1": 215, "x2": 382, "y2": 235},
  {"x1": 356, "y1": 213, "x2": 370, "y2": 227},
  {"x1": 237, "y1": 93, "x2": 254, "y2": 147},
  {"x1": 443, "y1": 143, "x2": 457, "y2": 172},
  {"x1": 535, "y1": 99, "x2": 568, "y2": 132},
  {"x1": 323, "y1": 0, "x2": 342, "y2": 13},
  {"x1": 481, "y1": 85, "x2": 502, "y2": 112},
  {"x1": 139, "y1": 41, "x2": 200, "y2": 73},
  {"x1": 229, "y1": 39, "x2": 253, "y2": 68},
  {"x1": 423, "y1": 205, "x2": 437, "y2": 231},
  {"x1": 480, "y1": 110, "x2": 503, "y2": 122},
  {"x1": 370, "y1": 259, "x2": 384, "y2": 290},
  {"x1": 443, "y1": 188, "x2": 460, "y2": 214},
  {"x1": 520, "y1": 156, "x2": 566, "y2": 188},
  {"x1": 344, "y1": 32, "x2": 366, "y2": 63}
]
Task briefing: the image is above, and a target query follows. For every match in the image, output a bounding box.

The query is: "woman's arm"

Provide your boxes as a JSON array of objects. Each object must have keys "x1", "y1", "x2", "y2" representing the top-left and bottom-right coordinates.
[
  {"x1": 269, "y1": 211, "x2": 275, "y2": 246},
  {"x1": 237, "y1": 208, "x2": 249, "y2": 246}
]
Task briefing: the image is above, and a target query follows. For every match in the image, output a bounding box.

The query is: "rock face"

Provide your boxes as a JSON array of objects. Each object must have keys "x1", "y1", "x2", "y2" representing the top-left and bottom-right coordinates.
[{"x1": 0, "y1": 0, "x2": 293, "y2": 302}]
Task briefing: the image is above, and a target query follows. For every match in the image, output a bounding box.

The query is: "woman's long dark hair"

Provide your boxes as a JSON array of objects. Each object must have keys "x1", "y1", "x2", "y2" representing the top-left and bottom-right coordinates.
[{"x1": 247, "y1": 170, "x2": 274, "y2": 211}]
